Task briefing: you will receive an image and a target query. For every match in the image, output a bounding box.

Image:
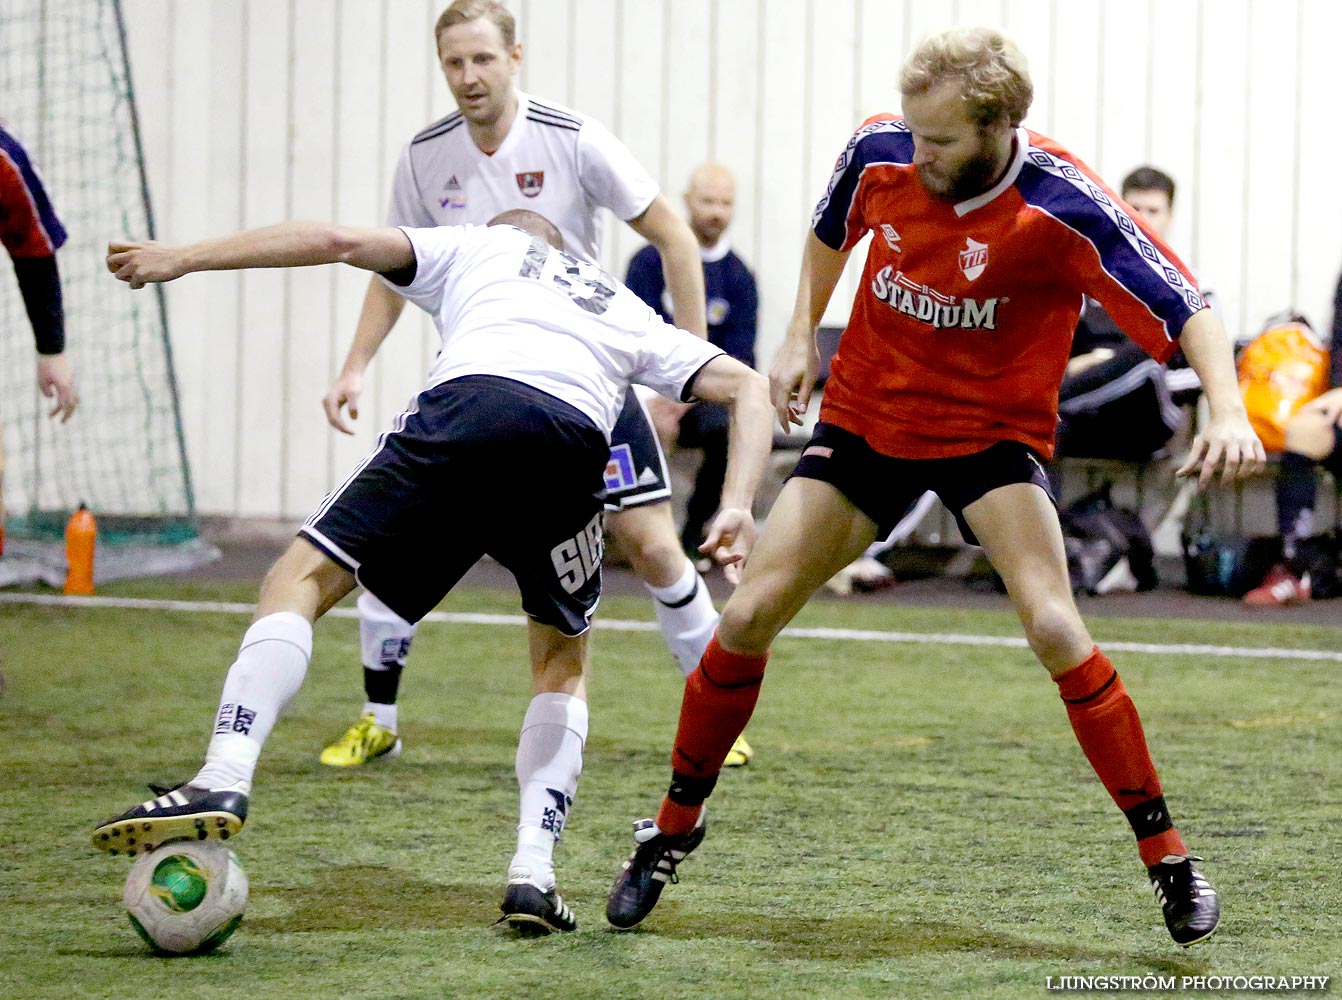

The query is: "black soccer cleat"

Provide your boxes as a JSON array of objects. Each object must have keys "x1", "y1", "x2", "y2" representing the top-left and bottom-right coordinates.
[
  {"x1": 1148, "y1": 854, "x2": 1220, "y2": 946},
  {"x1": 92, "y1": 783, "x2": 248, "y2": 857},
  {"x1": 606, "y1": 817, "x2": 706, "y2": 929},
  {"x1": 498, "y1": 881, "x2": 577, "y2": 935}
]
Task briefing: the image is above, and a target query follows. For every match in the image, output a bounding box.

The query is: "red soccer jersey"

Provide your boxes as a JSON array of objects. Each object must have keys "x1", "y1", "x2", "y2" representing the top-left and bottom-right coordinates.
[
  {"x1": 0, "y1": 123, "x2": 67, "y2": 260},
  {"x1": 812, "y1": 115, "x2": 1203, "y2": 460}
]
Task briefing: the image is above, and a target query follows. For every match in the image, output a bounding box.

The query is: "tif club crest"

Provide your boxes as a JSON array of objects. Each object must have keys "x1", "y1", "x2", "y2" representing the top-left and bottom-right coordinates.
[
  {"x1": 958, "y1": 237, "x2": 989, "y2": 281},
  {"x1": 516, "y1": 171, "x2": 544, "y2": 197}
]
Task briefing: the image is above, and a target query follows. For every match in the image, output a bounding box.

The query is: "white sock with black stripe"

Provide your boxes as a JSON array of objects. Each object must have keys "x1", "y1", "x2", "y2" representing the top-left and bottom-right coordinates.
[
  {"x1": 510, "y1": 693, "x2": 588, "y2": 891},
  {"x1": 191, "y1": 612, "x2": 312, "y2": 795},
  {"x1": 645, "y1": 557, "x2": 719, "y2": 676}
]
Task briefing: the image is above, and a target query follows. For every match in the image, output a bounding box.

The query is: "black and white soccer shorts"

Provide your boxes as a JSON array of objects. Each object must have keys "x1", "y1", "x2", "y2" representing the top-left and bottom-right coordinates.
[
  {"x1": 788, "y1": 422, "x2": 1055, "y2": 546},
  {"x1": 603, "y1": 387, "x2": 672, "y2": 511},
  {"x1": 301, "y1": 375, "x2": 609, "y2": 635}
]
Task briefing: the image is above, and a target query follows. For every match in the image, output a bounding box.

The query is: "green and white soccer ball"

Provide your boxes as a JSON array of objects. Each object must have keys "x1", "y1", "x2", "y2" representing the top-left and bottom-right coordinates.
[{"x1": 123, "y1": 841, "x2": 248, "y2": 954}]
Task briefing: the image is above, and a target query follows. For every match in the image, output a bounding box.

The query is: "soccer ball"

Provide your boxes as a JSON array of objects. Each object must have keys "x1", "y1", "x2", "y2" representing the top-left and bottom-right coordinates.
[{"x1": 123, "y1": 841, "x2": 248, "y2": 954}]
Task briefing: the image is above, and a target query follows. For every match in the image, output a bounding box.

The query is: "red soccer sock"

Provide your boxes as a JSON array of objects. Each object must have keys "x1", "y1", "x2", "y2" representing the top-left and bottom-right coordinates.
[
  {"x1": 655, "y1": 633, "x2": 768, "y2": 836},
  {"x1": 1056, "y1": 647, "x2": 1187, "y2": 867}
]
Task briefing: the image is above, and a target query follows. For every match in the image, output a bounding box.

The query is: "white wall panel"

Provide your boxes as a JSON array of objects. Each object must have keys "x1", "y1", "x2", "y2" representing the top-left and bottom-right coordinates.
[
  {"x1": 234, "y1": 0, "x2": 291, "y2": 517},
  {"x1": 1294, "y1": 0, "x2": 1342, "y2": 332},
  {"x1": 1096, "y1": 0, "x2": 1150, "y2": 183},
  {"x1": 1002, "y1": 0, "x2": 1054, "y2": 135},
  {"x1": 284, "y1": 0, "x2": 340, "y2": 517},
  {"x1": 609, "y1": 0, "x2": 666, "y2": 277},
  {"x1": 197, "y1": 1, "x2": 247, "y2": 516},
  {"x1": 753, "y1": 0, "x2": 811, "y2": 353},
  {"x1": 1146, "y1": 0, "x2": 1199, "y2": 263},
  {"x1": 114, "y1": 0, "x2": 1342, "y2": 519},
  {"x1": 711, "y1": 0, "x2": 763, "y2": 297},
  {"x1": 1240, "y1": 0, "x2": 1299, "y2": 337},
  {"x1": 1193, "y1": 0, "x2": 1250, "y2": 344}
]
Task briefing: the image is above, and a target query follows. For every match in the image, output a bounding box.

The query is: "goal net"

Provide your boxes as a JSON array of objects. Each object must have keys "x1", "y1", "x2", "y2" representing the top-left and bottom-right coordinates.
[{"x1": 1, "y1": 0, "x2": 214, "y2": 585}]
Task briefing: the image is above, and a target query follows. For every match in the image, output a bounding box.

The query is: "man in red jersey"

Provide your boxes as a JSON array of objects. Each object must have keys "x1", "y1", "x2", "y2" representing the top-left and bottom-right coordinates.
[{"x1": 605, "y1": 26, "x2": 1262, "y2": 947}]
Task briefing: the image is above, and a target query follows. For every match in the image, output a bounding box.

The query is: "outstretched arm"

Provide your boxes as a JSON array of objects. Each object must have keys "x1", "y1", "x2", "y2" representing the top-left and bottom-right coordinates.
[
  {"x1": 771, "y1": 231, "x2": 851, "y2": 430},
  {"x1": 106, "y1": 223, "x2": 414, "y2": 288},
  {"x1": 681, "y1": 356, "x2": 773, "y2": 583},
  {"x1": 1174, "y1": 308, "x2": 1266, "y2": 488}
]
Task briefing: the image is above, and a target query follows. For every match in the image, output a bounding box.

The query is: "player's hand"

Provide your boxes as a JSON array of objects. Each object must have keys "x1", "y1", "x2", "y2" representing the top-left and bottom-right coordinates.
[
  {"x1": 644, "y1": 395, "x2": 688, "y2": 449},
  {"x1": 1175, "y1": 412, "x2": 1266, "y2": 490},
  {"x1": 106, "y1": 240, "x2": 186, "y2": 288},
  {"x1": 322, "y1": 369, "x2": 364, "y2": 435},
  {"x1": 36, "y1": 352, "x2": 78, "y2": 422},
  {"x1": 700, "y1": 507, "x2": 756, "y2": 585},
  {"x1": 36, "y1": 351, "x2": 78, "y2": 421},
  {"x1": 769, "y1": 330, "x2": 818, "y2": 431}
]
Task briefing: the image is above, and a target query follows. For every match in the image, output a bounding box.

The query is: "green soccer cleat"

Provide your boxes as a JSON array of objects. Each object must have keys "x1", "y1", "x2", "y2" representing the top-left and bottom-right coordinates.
[{"x1": 319, "y1": 713, "x2": 402, "y2": 767}]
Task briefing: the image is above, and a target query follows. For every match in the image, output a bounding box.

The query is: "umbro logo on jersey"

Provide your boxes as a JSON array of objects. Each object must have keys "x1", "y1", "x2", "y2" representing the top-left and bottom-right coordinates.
[
  {"x1": 516, "y1": 171, "x2": 545, "y2": 197},
  {"x1": 880, "y1": 223, "x2": 902, "y2": 252},
  {"x1": 959, "y1": 237, "x2": 989, "y2": 281}
]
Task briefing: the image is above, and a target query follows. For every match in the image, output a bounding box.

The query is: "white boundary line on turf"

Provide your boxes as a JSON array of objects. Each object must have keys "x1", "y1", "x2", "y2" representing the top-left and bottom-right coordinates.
[{"x1": 2, "y1": 591, "x2": 1338, "y2": 663}]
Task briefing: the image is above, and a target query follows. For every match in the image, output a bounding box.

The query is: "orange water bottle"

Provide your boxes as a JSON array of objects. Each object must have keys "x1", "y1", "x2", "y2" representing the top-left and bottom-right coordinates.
[{"x1": 64, "y1": 503, "x2": 97, "y2": 595}]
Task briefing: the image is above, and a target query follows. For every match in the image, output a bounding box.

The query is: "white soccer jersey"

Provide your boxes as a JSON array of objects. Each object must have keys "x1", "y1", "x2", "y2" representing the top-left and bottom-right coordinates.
[
  {"x1": 388, "y1": 92, "x2": 658, "y2": 264},
  {"x1": 386, "y1": 224, "x2": 722, "y2": 437}
]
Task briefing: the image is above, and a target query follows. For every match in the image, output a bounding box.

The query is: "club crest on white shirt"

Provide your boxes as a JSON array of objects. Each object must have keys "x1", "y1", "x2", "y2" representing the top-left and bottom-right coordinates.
[{"x1": 516, "y1": 171, "x2": 545, "y2": 198}]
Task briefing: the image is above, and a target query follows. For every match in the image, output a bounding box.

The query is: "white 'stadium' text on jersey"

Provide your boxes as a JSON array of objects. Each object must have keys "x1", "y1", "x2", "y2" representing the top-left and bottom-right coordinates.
[
  {"x1": 385, "y1": 224, "x2": 722, "y2": 437},
  {"x1": 389, "y1": 93, "x2": 657, "y2": 264}
]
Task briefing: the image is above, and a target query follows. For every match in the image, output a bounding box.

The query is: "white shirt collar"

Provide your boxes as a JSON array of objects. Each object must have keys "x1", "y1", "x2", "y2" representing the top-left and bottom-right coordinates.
[{"x1": 699, "y1": 236, "x2": 731, "y2": 263}]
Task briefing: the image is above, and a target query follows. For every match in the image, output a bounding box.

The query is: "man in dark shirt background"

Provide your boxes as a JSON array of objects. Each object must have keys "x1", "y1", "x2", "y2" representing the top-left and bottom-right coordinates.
[{"x1": 626, "y1": 163, "x2": 759, "y2": 567}]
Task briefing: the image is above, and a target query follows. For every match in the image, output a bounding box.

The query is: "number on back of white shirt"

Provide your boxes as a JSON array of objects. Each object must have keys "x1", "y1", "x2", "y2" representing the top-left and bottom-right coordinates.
[{"x1": 519, "y1": 235, "x2": 616, "y2": 316}]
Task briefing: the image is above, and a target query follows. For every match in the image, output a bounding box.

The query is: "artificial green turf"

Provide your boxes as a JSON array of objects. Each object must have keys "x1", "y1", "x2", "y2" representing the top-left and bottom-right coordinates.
[{"x1": 1, "y1": 579, "x2": 1339, "y2": 999}]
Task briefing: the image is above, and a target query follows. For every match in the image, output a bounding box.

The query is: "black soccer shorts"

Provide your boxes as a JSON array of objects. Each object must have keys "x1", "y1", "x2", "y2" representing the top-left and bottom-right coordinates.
[
  {"x1": 302, "y1": 375, "x2": 609, "y2": 635},
  {"x1": 788, "y1": 422, "x2": 1055, "y2": 545},
  {"x1": 603, "y1": 389, "x2": 672, "y2": 511}
]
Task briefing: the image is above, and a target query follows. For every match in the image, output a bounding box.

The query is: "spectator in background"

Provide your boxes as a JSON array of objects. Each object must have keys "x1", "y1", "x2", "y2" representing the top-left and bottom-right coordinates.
[
  {"x1": 1243, "y1": 271, "x2": 1342, "y2": 606},
  {"x1": 626, "y1": 164, "x2": 759, "y2": 570},
  {"x1": 1054, "y1": 166, "x2": 1205, "y2": 464},
  {"x1": 1, "y1": 120, "x2": 79, "y2": 564}
]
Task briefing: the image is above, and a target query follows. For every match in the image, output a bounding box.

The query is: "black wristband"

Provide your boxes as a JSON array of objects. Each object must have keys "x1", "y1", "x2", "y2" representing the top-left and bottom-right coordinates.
[{"x1": 12, "y1": 255, "x2": 66, "y2": 354}]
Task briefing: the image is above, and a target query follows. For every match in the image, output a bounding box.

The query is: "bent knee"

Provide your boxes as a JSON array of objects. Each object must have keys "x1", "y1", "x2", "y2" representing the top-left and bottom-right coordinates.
[
  {"x1": 718, "y1": 593, "x2": 783, "y2": 654},
  {"x1": 1019, "y1": 598, "x2": 1090, "y2": 668},
  {"x1": 1283, "y1": 412, "x2": 1336, "y2": 461}
]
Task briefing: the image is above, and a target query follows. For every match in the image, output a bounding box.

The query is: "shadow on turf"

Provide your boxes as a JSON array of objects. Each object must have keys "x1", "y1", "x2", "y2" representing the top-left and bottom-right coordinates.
[
  {"x1": 624, "y1": 903, "x2": 1212, "y2": 974},
  {"x1": 242, "y1": 865, "x2": 497, "y2": 932}
]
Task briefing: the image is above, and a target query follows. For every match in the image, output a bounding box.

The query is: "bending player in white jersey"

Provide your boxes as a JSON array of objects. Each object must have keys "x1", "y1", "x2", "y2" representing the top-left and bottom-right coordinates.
[
  {"x1": 317, "y1": 0, "x2": 755, "y2": 770},
  {"x1": 95, "y1": 209, "x2": 773, "y2": 935}
]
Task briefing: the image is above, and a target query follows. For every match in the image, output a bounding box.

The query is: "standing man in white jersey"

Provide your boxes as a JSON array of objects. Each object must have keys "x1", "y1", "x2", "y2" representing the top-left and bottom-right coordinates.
[
  {"x1": 95, "y1": 210, "x2": 773, "y2": 935},
  {"x1": 317, "y1": 0, "x2": 746, "y2": 769}
]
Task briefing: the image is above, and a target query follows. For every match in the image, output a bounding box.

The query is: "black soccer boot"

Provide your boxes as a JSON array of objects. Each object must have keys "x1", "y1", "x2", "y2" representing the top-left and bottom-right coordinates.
[
  {"x1": 93, "y1": 783, "x2": 248, "y2": 857},
  {"x1": 606, "y1": 816, "x2": 706, "y2": 929},
  {"x1": 498, "y1": 880, "x2": 577, "y2": 935},
  {"x1": 1148, "y1": 853, "x2": 1220, "y2": 946}
]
